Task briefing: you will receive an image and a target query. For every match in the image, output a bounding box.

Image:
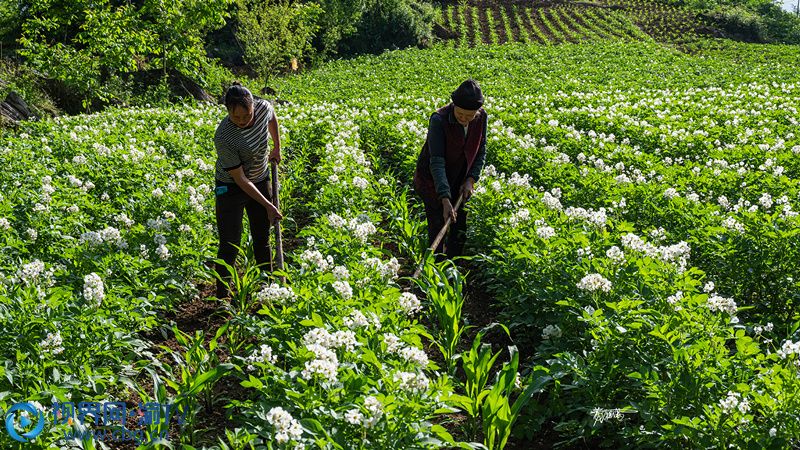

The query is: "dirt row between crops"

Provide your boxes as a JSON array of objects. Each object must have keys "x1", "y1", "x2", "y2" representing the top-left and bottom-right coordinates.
[
  {"x1": 100, "y1": 180, "x2": 312, "y2": 448},
  {"x1": 108, "y1": 136, "x2": 581, "y2": 449}
]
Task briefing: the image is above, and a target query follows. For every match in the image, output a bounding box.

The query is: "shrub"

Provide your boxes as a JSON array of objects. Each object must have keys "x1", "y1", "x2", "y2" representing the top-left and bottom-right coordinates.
[
  {"x1": 234, "y1": 0, "x2": 321, "y2": 82},
  {"x1": 710, "y1": 5, "x2": 766, "y2": 40},
  {"x1": 312, "y1": 0, "x2": 368, "y2": 59},
  {"x1": 669, "y1": 0, "x2": 800, "y2": 44},
  {"x1": 754, "y1": 1, "x2": 800, "y2": 43},
  {"x1": 340, "y1": 0, "x2": 436, "y2": 55},
  {"x1": 0, "y1": 0, "x2": 20, "y2": 52}
]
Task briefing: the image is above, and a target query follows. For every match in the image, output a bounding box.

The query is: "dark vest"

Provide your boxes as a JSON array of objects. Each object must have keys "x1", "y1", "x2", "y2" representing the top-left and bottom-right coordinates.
[{"x1": 414, "y1": 104, "x2": 485, "y2": 199}]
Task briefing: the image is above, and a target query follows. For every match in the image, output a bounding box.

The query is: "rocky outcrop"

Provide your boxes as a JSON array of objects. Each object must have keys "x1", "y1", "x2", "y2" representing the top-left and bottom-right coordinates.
[{"x1": 0, "y1": 91, "x2": 33, "y2": 127}]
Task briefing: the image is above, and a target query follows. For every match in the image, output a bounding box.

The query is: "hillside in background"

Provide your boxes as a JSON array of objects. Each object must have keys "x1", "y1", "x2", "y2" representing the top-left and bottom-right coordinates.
[
  {"x1": 0, "y1": 0, "x2": 798, "y2": 123},
  {"x1": 433, "y1": 0, "x2": 767, "y2": 47}
]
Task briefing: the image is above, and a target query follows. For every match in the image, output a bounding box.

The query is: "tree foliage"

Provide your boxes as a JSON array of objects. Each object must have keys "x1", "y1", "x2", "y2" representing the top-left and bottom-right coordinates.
[
  {"x1": 3, "y1": 0, "x2": 436, "y2": 110},
  {"x1": 17, "y1": 0, "x2": 231, "y2": 107},
  {"x1": 341, "y1": 0, "x2": 436, "y2": 54},
  {"x1": 234, "y1": 0, "x2": 321, "y2": 82},
  {"x1": 663, "y1": 0, "x2": 800, "y2": 43},
  {"x1": 0, "y1": 0, "x2": 21, "y2": 52},
  {"x1": 233, "y1": 0, "x2": 435, "y2": 78},
  {"x1": 312, "y1": 0, "x2": 368, "y2": 59}
]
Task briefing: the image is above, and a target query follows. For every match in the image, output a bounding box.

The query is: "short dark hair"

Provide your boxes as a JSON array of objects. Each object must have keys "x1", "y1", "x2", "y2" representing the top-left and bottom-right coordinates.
[{"x1": 223, "y1": 81, "x2": 254, "y2": 110}]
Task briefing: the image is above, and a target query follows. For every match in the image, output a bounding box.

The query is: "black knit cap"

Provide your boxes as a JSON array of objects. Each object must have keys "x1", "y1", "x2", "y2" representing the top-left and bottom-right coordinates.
[{"x1": 451, "y1": 79, "x2": 484, "y2": 110}]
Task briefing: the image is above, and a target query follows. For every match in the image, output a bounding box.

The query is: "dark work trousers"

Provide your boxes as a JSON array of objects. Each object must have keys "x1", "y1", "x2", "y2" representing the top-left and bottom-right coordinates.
[
  {"x1": 214, "y1": 178, "x2": 273, "y2": 298},
  {"x1": 421, "y1": 191, "x2": 468, "y2": 260}
]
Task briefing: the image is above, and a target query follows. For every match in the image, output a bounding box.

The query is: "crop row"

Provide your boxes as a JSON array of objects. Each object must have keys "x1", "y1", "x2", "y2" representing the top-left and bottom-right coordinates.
[
  {"x1": 273, "y1": 42, "x2": 800, "y2": 446},
  {"x1": 367, "y1": 80, "x2": 800, "y2": 445},
  {"x1": 604, "y1": 0, "x2": 715, "y2": 45},
  {"x1": 5, "y1": 40, "x2": 800, "y2": 448},
  {"x1": 440, "y1": 3, "x2": 649, "y2": 46},
  {"x1": 0, "y1": 102, "x2": 462, "y2": 448}
]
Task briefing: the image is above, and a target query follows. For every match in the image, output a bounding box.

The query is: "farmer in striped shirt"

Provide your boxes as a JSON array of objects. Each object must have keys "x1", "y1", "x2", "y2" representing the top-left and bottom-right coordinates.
[{"x1": 213, "y1": 82, "x2": 283, "y2": 299}]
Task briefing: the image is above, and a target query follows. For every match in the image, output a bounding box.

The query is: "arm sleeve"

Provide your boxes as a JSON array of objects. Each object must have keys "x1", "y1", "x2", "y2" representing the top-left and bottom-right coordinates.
[
  {"x1": 261, "y1": 99, "x2": 275, "y2": 123},
  {"x1": 215, "y1": 131, "x2": 242, "y2": 171},
  {"x1": 428, "y1": 113, "x2": 451, "y2": 200},
  {"x1": 467, "y1": 111, "x2": 488, "y2": 183}
]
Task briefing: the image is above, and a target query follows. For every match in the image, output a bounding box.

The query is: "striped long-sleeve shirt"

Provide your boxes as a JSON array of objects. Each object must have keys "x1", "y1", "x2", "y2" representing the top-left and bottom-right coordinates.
[{"x1": 214, "y1": 99, "x2": 275, "y2": 184}]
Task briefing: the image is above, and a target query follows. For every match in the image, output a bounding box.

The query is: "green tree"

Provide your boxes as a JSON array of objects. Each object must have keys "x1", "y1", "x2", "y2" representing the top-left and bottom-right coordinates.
[
  {"x1": 140, "y1": 0, "x2": 232, "y2": 79},
  {"x1": 312, "y1": 0, "x2": 367, "y2": 59},
  {"x1": 17, "y1": 0, "x2": 231, "y2": 109},
  {"x1": 341, "y1": 0, "x2": 435, "y2": 55},
  {"x1": 0, "y1": 0, "x2": 22, "y2": 53},
  {"x1": 234, "y1": 0, "x2": 321, "y2": 83}
]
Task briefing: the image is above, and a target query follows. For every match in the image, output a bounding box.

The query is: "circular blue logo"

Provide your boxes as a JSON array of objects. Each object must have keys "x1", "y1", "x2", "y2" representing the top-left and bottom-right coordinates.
[{"x1": 5, "y1": 403, "x2": 46, "y2": 443}]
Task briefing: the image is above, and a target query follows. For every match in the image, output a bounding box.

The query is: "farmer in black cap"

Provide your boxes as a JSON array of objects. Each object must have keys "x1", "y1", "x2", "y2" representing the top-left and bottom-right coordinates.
[{"x1": 413, "y1": 79, "x2": 487, "y2": 259}]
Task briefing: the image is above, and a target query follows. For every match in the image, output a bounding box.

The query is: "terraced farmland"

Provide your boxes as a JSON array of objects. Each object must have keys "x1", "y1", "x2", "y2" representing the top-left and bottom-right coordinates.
[{"x1": 437, "y1": 0, "x2": 719, "y2": 46}]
